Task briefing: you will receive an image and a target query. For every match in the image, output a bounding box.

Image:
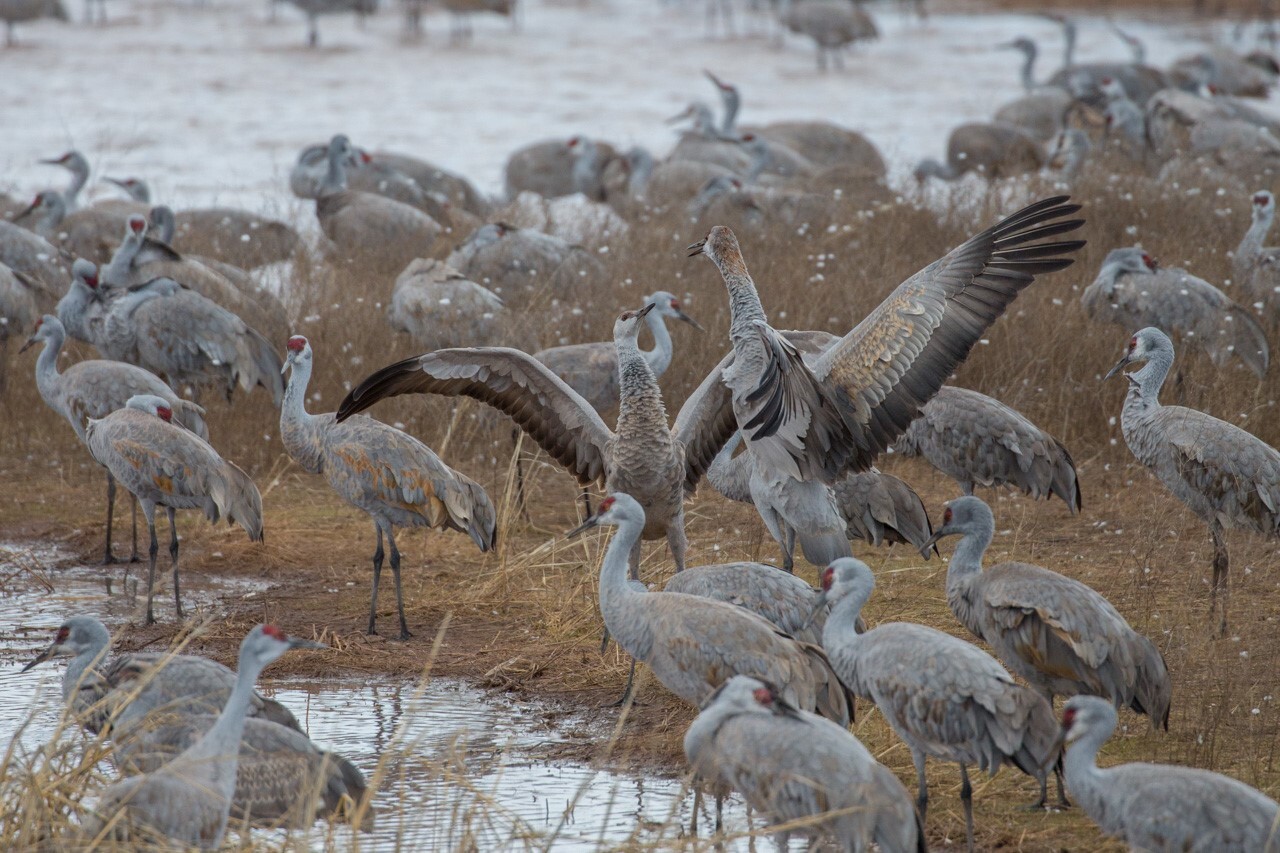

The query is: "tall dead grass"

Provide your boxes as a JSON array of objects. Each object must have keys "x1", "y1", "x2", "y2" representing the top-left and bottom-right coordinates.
[{"x1": 4, "y1": 163, "x2": 1280, "y2": 850}]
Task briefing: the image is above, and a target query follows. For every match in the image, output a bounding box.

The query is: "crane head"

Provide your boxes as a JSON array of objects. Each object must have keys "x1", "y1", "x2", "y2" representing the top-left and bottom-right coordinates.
[
  {"x1": 564, "y1": 494, "x2": 640, "y2": 539},
  {"x1": 126, "y1": 215, "x2": 147, "y2": 237},
  {"x1": 39, "y1": 151, "x2": 78, "y2": 167},
  {"x1": 21, "y1": 616, "x2": 109, "y2": 672},
  {"x1": 1253, "y1": 191, "x2": 1274, "y2": 217},
  {"x1": 1103, "y1": 327, "x2": 1171, "y2": 381},
  {"x1": 242, "y1": 624, "x2": 327, "y2": 670},
  {"x1": 19, "y1": 315, "x2": 56, "y2": 354},
  {"x1": 283, "y1": 335, "x2": 311, "y2": 376}
]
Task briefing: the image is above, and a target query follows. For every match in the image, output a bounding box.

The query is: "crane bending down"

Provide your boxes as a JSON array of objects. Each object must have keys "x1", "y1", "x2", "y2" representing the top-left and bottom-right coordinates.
[
  {"x1": 924, "y1": 496, "x2": 1171, "y2": 731},
  {"x1": 337, "y1": 305, "x2": 740, "y2": 578},
  {"x1": 688, "y1": 196, "x2": 1083, "y2": 498},
  {"x1": 83, "y1": 625, "x2": 326, "y2": 850},
  {"x1": 23, "y1": 315, "x2": 209, "y2": 566},
  {"x1": 85, "y1": 395, "x2": 263, "y2": 624},
  {"x1": 815, "y1": 558, "x2": 1058, "y2": 852},
  {"x1": 1106, "y1": 328, "x2": 1280, "y2": 634},
  {"x1": 1059, "y1": 696, "x2": 1280, "y2": 851},
  {"x1": 892, "y1": 385, "x2": 1082, "y2": 512},
  {"x1": 281, "y1": 336, "x2": 496, "y2": 640},
  {"x1": 569, "y1": 493, "x2": 851, "y2": 723},
  {"x1": 685, "y1": 675, "x2": 924, "y2": 853}
]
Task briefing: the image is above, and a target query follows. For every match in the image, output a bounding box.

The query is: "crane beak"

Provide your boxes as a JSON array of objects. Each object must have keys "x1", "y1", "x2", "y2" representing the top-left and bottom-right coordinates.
[
  {"x1": 665, "y1": 106, "x2": 694, "y2": 125},
  {"x1": 21, "y1": 642, "x2": 62, "y2": 672},
  {"x1": 281, "y1": 352, "x2": 294, "y2": 376},
  {"x1": 565, "y1": 514, "x2": 601, "y2": 539},
  {"x1": 919, "y1": 528, "x2": 945, "y2": 559},
  {"x1": 18, "y1": 335, "x2": 40, "y2": 354},
  {"x1": 674, "y1": 309, "x2": 704, "y2": 331},
  {"x1": 1103, "y1": 354, "x2": 1131, "y2": 381},
  {"x1": 637, "y1": 301, "x2": 657, "y2": 319},
  {"x1": 686, "y1": 239, "x2": 707, "y2": 257}
]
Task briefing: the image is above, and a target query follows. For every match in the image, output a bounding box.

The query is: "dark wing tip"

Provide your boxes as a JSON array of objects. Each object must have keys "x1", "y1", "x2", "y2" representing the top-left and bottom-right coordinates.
[{"x1": 336, "y1": 355, "x2": 424, "y2": 422}]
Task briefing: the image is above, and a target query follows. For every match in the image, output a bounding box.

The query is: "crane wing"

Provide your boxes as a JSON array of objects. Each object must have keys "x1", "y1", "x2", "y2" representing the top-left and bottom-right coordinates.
[
  {"x1": 747, "y1": 196, "x2": 1085, "y2": 481},
  {"x1": 672, "y1": 351, "x2": 738, "y2": 495},
  {"x1": 336, "y1": 347, "x2": 613, "y2": 486}
]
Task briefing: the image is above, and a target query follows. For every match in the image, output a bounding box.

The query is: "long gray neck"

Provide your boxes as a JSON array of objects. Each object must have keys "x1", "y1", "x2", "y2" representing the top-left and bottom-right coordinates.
[
  {"x1": 628, "y1": 150, "x2": 654, "y2": 198},
  {"x1": 1239, "y1": 207, "x2": 1273, "y2": 262},
  {"x1": 571, "y1": 141, "x2": 601, "y2": 195},
  {"x1": 720, "y1": 90, "x2": 740, "y2": 134},
  {"x1": 1019, "y1": 45, "x2": 1037, "y2": 92},
  {"x1": 63, "y1": 637, "x2": 109, "y2": 705},
  {"x1": 321, "y1": 146, "x2": 349, "y2": 195},
  {"x1": 64, "y1": 162, "x2": 88, "y2": 210},
  {"x1": 1061, "y1": 22, "x2": 1077, "y2": 70},
  {"x1": 598, "y1": 514, "x2": 644, "y2": 623},
  {"x1": 642, "y1": 311, "x2": 674, "y2": 377},
  {"x1": 56, "y1": 284, "x2": 96, "y2": 344},
  {"x1": 103, "y1": 234, "x2": 142, "y2": 287},
  {"x1": 34, "y1": 326, "x2": 69, "y2": 430},
  {"x1": 1062, "y1": 720, "x2": 1113, "y2": 821},
  {"x1": 279, "y1": 357, "x2": 325, "y2": 473},
  {"x1": 744, "y1": 143, "x2": 768, "y2": 184},
  {"x1": 821, "y1": 583, "x2": 871, "y2": 652},
  {"x1": 150, "y1": 207, "x2": 176, "y2": 244},
  {"x1": 945, "y1": 519, "x2": 992, "y2": 634},
  {"x1": 1093, "y1": 260, "x2": 1128, "y2": 296},
  {"x1": 33, "y1": 197, "x2": 66, "y2": 237},
  {"x1": 615, "y1": 334, "x2": 670, "y2": 442},
  {"x1": 1130, "y1": 346, "x2": 1173, "y2": 407}
]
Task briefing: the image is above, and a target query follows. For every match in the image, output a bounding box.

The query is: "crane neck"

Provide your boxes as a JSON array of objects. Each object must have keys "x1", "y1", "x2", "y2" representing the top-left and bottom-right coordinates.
[
  {"x1": 149, "y1": 206, "x2": 177, "y2": 244},
  {"x1": 744, "y1": 142, "x2": 769, "y2": 185},
  {"x1": 56, "y1": 283, "x2": 97, "y2": 345},
  {"x1": 1128, "y1": 346, "x2": 1174, "y2": 409},
  {"x1": 615, "y1": 334, "x2": 671, "y2": 441},
  {"x1": 33, "y1": 324, "x2": 65, "y2": 402},
  {"x1": 1061, "y1": 22, "x2": 1077, "y2": 70},
  {"x1": 64, "y1": 162, "x2": 89, "y2": 211},
  {"x1": 321, "y1": 146, "x2": 349, "y2": 196},
  {"x1": 947, "y1": 519, "x2": 992, "y2": 584},
  {"x1": 32, "y1": 197, "x2": 66, "y2": 237},
  {"x1": 720, "y1": 90, "x2": 740, "y2": 135},
  {"x1": 103, "y1": 233, "x2": 142, "y2": 288},
  {"x1": 63, "y1": 635, "x2": 110, "y2": 707},
  {"x1": 627, "y1": 149, "x2": 655, "y2": 199},
  {"x1": 1061, "y1": 715, "x2": 1115, "y2": 808},
  {"x1": 1239, "y1": 206, "x2": 1274, "y2": 263},
  {"x1": 280, "y1": 355, "x2": 325, "y2": 473},
  {"x1": 1093, "y1": 260, "x2": 1127, "y2": 296},
  {"x1": 642, "y1": 310, "x2": 674, "y2": 377},
  {"x1": 1018, "y1": 44, "x2": 1037, "y2": 92},
  {"x1": 597, "y1": 513, "x2": 645, "y2": 624},
  {"x1": 821, "y1": 582, "x2": 872, "y2": 653}
]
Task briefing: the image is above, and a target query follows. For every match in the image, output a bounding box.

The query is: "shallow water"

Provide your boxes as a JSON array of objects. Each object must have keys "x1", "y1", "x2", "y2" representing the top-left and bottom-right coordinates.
[{"x1": 0, "y1": 543, "x2": 753, "y2": 851}]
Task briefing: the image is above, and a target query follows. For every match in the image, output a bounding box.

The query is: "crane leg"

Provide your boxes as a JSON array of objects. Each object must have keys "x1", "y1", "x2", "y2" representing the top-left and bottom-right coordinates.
[
  {"x1": 579, "y1": 488, "x2": 593, "y2": 517},
  {"x1": 512, "y1": 428, "x2": 531, "y2": 522},
  {"x1": 167, "y1": 507, "x2": 182, "y2": 620},
  {"x1": 387, "y1": 527, "x2": 412, "y2": 641},
  {"x1": 308, "y1": 14, "x2": 319, "y2": 47},
  {"x1": 102, "y1": 474, "x2": 119, "y2": 566},
  {"x1": 368, "y1": 523, "x2": 384, "y2": 636},
  {"x1": 605, "y1": 656, "x2": 637, "y2": 708},
  {"x1": 782, "y1": 526, "x2": 796, "y2": 573},
  {"x1": 143, "y1": 506, "x2": 159, "y2": 625},
  {"x1": 912, "y1": 749, "x2": 928, "y2": 822},
  {"x1": 129, "y1": 495, "x2": 140, "y2": 563},
  {"x1": 667, "y1": 513, "x2": 688, "y2": 572},
  {"x1": 1210, "y1": 523, "x2": 1229, "y2": 636},
  {"x1": 960, "y1": 764, "x2": 975, "y2": 853}
]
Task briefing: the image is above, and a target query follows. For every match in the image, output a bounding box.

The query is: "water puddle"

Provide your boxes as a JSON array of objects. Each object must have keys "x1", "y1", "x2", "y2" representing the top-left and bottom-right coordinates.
[{"x1": 0, "y1": 543, "x2": 754, "y2": 850}]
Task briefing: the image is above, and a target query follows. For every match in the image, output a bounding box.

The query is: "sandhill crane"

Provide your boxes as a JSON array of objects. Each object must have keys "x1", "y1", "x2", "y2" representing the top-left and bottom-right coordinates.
[
  {"x1": 688, "y1": 197, "x2": 1083, "y2": 496},
  {"x1": 816, "y1": 558, "x2": 1059, "y2": 851},
  {"x1": 105, "y1": 176, "x2": 151, "y2": 204},
  {"x1": 892, "y1": 386, "x2": 1081, "y2": 512},
  {"x1": 913, "y1": 122, "x2": 1046, "y2": 182},
  {"x1": 281, "y1": 336, "x2": 496, "y2": 640},
  {"x1": 1099, "y1": 77, "x2": 1146, "y2": 156},
  {"x1": 24, "y1": 314, "x2": 209, "y2": 564},
  {"x1": 437, "y1": 0, "x2": 515, "y2": 44},
  {"x1": 370, "y1": 149, "x2": 489, "y2": 216},
  {"x1": 777, "y1": 0, "x2": 878, "y2": 72},
  {"x1": 82, "y1": 625, "x2": 326, "y2": 849},
  {"x1": 925, "y1": 496, "x2": 1171, "y2": 733},
  {"x1": 58, "y1": 260, "x2": 284, "y2": 405},
  {"x1": 534, "y1": 292, "x2": 703, "y2": 416},
  {"x1": 22, "y1": 615, "x2": 302, "y2": 735},
  {"x1": 1234, "y1": 190, "x2": 1280, "y2": 306},
  {"x1": 1060, "y1": 696, "x2": 1280, "y2": 851},
  {"x1": 85, "y1": 394, "x2": 264, "y2": 624},
  {"x1": 1043, "y1": 16, "x2": 1167, "y2": 105},
  {"x1": 568, "y1": 493, "x2": 850, "y2": 722},
  {"x1": 314, "y1": 135, "x2": 442, "y2": 272},
  {"x1": 1170, "y1": 49, "x2": 1275, "y2": 98},
  {"x1": 164, "y1": 207, "x2": 299, "y2": 271},
  {"x1": 1084, "y1": 246, "x2": 1268, "y2": 378},
  {"x1": 39, "y1": 150, "x2": 90, "y2": 210},
  {"x1": 1, "y1": 262, "x2": 46, "y2": 348},
  {"x1": 0, "y1": 0, "x2": 67, "y2": 44},
  {"x1": 337, "y1": 304, "x2": 737, "y2": 577},
  {"x1": 495, "y1": 190, "x2": 628, "y2": 250},
  {"x1": 15, "y1": 189, "x2": 133, "y2": 264},
  {"x1": 1106, "y1": 327, "x2": 1280, "y2": 634},
  {"x1": 291, "y1": 143, "x2": 435, "y2": 213},
  {"x1": 0, "y1": 220, "x2": 68, "y2": 289},
  {"x1": 504, "y1": 137, "x2": 617, "y2": 201},
  {"x1": 709, "y1": 429, "x2": 934, "y2": 568},
  {"x1": 281, "y1": 0, "x2": 372, "y2": 46},
  {"x1": 444, "y1": 221, "x2": 605, "y2": 311},
  {"x1": 387, "y1": 258, "x2": 508, "y2": 351},
  {"x1": 685, "y1": 675, "x2": 924, "y2": 853},
  {"x1": 993, "y1": 37, "x2": 1075, "y2": 143}
]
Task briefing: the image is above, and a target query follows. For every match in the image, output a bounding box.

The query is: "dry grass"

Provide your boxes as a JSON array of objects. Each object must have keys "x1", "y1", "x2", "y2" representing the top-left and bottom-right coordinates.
[{"x1": 4, "y1": 164, "x2": 1280, "y2": 850}]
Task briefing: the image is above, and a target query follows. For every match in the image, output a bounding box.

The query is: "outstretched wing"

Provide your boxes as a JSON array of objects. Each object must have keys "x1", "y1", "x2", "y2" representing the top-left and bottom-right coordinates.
[
  {"x1": 753, "y1": 196, "x2": 1085, "y2": 481},
  {"x1": 337, "y1": 347, "x2": 613, "y2": 486}
]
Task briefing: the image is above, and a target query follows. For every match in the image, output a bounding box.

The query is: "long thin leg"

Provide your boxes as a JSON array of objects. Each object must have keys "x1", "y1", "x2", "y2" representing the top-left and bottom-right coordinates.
[
  {"x1": 167, "y1": 507, "x2": 182, "y2": 620},
  {"x1": 103, "y1": 474, "x2": 118, "y2": 565},
  {"x1": 368, "y1": 522, "x2": 384, "y2": 636},
  {"x1": 667, "y1": 509, "x2": 688, "y2": 573},
  {"x1": 387, "y1": 527, "x2": 411, "y2": 640},
  {"x1": 912, "y1": 749, "x2": 928, "y2": 822},
  {"x1": 960, "y1": 764, "x2": 975, "y2": 853},
  {"x1": 1210, "y1": 522, "x2": 1229, "y2": 636},
  {"x1": 579, "y1": 488, "x2": 593, "y2": 517},
  {"x1": 781, "y1": 525, "x2": 795, "y2": 573},
  {"x1": 144, "y1": 507, "x2": 159, "y2": 625},
  {"x1": 512, "y1": 428, "x2": 531, "y2": 522},
  {"x1": 129, "y1": 495, "x2": 139, "y2": 562},
  {"x1": 606, "y1": 657, "x2": 637, "y2": 708}
]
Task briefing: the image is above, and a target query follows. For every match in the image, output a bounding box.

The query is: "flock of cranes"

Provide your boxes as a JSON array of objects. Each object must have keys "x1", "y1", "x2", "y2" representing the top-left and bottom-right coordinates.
[{"x1": 6, "y1": 7, "x2": 1280, "y2": 851}]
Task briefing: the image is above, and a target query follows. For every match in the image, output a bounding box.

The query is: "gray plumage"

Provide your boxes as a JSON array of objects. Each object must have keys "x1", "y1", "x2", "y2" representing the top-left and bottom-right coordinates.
[
  {"x1": 83, "y1": 625, "x2": 325, "y2": 849},
  {"x1": 85, "y1": 395, "x2": 264, "y2": 623},
  {"x1": 1099, "y1": 77, "x2": 1147, "y2": 157},
  {"x1": 21, "y1": 616, "x2": 300, "y2": 736},
  {"x1": 291, "y1": 142, "x2": 429, "y2": 210},
  {"x1": 1061, "y1": 695, "x2": 1280, "y2": 852},
  {"x1": 571, "y1": 494, "x2": 851, "y2": 724},
  {"x1": 1106, "y1": 327, "x2": 1280, "y2": 633},
  {"x1": 0, "y1": 262, "x2": 45, "y2": 345},
  {"x1": 165, "y1": 207, "x2": 299, "y2": 271},
  {"x1": 1042, "y1": 17, "x2": 1167, "y2": 106},
  {"x1": 503, "y1": 137, "x2": 612, "y2": 201},
  {"x1": 1084, "y1": 246, "x2": 1268, "y2": 378},
  {"x1": 280, "y1": 336, "x2": 496, "y2": 640},
  {"x1": 282, "y1": 0, "x2": 374, "y2": 46},
  {"x1": 368, "y1": 150, "x2": 488, "y2": 217},
  {"x1": 817, "y1": 558, "x2": 1059, "y2": 851},
  {"x1": 689, "y1": 197, "x2": 1083, "y2": 491},
  {"x1": 777, "y1": 0, "x2": 878, "y2": 73},
  {"x1": 337, "y1": 304, "x2": 741, "y2": 576},
  {"x1": 913, "y1": 123, "x2": 1046, "y2": 182},
  {"x1": 663, "y1": 561, "x2": 827, "y2": 646},
  {"x1": 833, "y1": 466, "x2": 933, "y2": 552},
  {"x1": 314, "y1": 136, "x2": 442, "y2": 271},
  {"x1": 444, "y1": 221, "x2": 604, "y2": 315},
  {"x1": 893, "y1": 385, "x2": 1081, "y2": 512},
  {"x1": 927, "y1": 496, "x2": 1171, "y2": 731},
  {"x1": 387, "y1": 258, "x2": 509, "y2": 352},
  {"x1": 24, "y1": 314, "x2": 208, "y2": 563},
  {"x1": 1234, "y1": 190, "x2": 1280, "y2": 307},
  {"x1": 684, "y1": 675, "x2": 923, "y2": 853},
  {"x1": 0, "y1": 220, "x2": 68, "y2": 290},
  {"x1": 39, "y1": 151, "x2": 90, "y2": 210},
  {"x1": 15, "y1": 189, "x2": 143, "y2": 264},
  {"x1": 533, "y1": 291, "x2": 702, "y2": 416},
  {"x1": 993, "y1": 37, "x2": 1074, "y2": 142}
]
